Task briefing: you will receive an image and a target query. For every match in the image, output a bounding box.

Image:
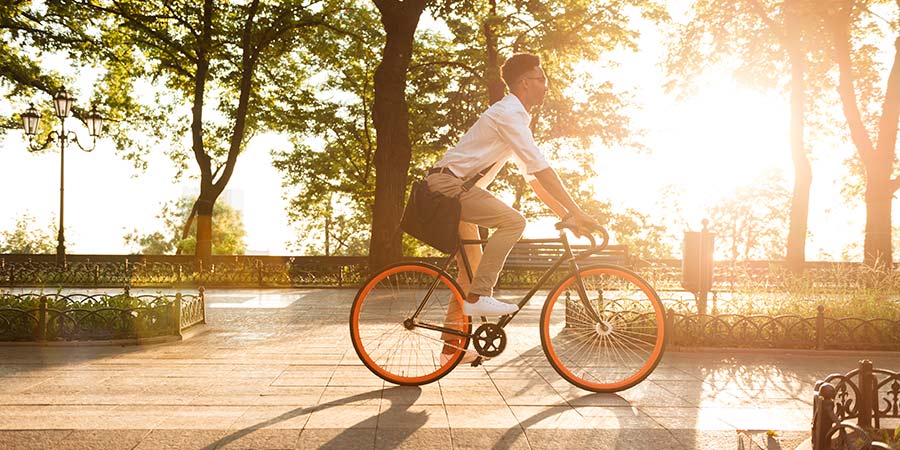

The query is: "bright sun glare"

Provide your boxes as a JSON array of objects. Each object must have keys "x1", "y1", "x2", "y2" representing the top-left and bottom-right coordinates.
[
  {"x1": 0, "y1": 18, "x2": 866, "y2": 259},
  {"x1": 592, "y1": 75, "x2": 791, "y2": 229}
]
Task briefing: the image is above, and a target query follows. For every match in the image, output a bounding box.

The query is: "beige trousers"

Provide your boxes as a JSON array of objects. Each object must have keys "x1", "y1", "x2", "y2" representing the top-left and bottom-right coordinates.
[
  {"x1": 425, "y1": 172, "x2": 526, "y2": 297},
  {"x1": 427, "y1": 173, "x2": 525, "y2": 348}
]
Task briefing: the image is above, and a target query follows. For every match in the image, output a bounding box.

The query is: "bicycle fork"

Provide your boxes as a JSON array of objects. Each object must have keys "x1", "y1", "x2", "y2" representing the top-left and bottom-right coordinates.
[{"x1": 571, "y1": 271, "x2": 604, "y2": 324}]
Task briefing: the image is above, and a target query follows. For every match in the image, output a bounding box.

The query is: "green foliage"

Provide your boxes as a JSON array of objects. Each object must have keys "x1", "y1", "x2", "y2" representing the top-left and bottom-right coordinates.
[
  {"x1": 0, "y1": 213, "x2": 57, "y2": 254},
  {"x1": 270, "y1": 2, "x2": 381, "y2": 255},
  {"x1": 0, "y1": 292, "x2": 182, "y2": 341},
  {"x1": 0, "y1": 292, "x2": 143, "y2": 311},
  {"x1": 73, "y1": 0, "x2": 329, "y2": 166},
  {"x1": 881, "y1": 425, "x2": 900, "y2": 449},
  {"x1": 432, "y1": 0, "x2": 667, "y2": 219},
  {"x1": 0, "y1": 1, "x2": 90, "y2": 131},
  {"x1": 0, "y1": 1, "x2": 165, "y2": 168},
  {"x1": 124, "y1": 196, "x2": 246, "y2": 255},
  {"x1": 650, "y1": 261, "x2": 900, "y2": 320},
  {"x1": 708, "y1": 171, "x2": 791, "y2": 261},
  {"x1": 273, "y1": 0, "x2": 671, "y2": 255},
  {"x1": 285, "y1": 202, "x2": 372, "y2": 256},
  {"x1": 573, "y1": 190, "x2": 674, "y2": 259}
]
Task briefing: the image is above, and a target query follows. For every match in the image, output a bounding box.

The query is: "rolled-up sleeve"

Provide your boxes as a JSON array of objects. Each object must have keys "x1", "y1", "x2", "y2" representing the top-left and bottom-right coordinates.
[{"x1": 491, "y1": 110, "x2": 550, "y2": 176}]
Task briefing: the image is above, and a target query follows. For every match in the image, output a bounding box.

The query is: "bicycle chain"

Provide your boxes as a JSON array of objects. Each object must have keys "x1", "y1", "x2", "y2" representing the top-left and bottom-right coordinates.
[{"x1": 407, "y1": 327, "x2": 492, "y2": 366}]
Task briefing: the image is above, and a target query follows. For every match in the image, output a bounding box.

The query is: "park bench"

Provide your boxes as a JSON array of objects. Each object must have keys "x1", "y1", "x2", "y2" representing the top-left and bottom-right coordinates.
[{"x1": 504, "y1": 242, "x2": 631, "y2": 270}]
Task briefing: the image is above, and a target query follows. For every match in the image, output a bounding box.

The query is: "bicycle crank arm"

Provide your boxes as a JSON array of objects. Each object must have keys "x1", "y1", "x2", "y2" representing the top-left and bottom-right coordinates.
[{"x1": 470, "y1": 355, "x2": 491, "y2": 367}]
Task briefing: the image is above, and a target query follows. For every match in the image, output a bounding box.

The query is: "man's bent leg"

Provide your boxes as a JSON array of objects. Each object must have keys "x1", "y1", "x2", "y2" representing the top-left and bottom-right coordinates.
[
  {"x1": 455, "y1": 222, "x2": 484, "y2": 295},
  {"x1": 442, "y1": 222, "x2": 483, "y2": 353},
  {"x1": 459, "y1": 188, "x2": 526, "y2": 297}
]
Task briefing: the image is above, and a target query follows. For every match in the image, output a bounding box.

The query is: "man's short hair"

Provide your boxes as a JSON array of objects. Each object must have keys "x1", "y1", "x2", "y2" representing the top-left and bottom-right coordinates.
[{"x1": 501, "y1": 53, "x2": 541, "y2": 89}]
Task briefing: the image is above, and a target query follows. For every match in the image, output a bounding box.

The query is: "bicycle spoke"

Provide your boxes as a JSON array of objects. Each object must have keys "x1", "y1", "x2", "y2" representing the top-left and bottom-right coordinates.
[
  {"x1": 541, "y1": 266, "x2": 666, "y2": 392},
  {"x1": 351, "y1": 263, "x2": 469, "y2": 385}
]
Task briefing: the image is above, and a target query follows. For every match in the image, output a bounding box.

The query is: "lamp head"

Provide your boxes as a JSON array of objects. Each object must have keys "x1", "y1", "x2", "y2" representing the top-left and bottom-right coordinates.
[
  {"x1": 21, "y1": 104, "x2": 41, "y2": 136},
  {"x1": 85, "y1": 107, "x2": 103, "y2": 137},
  {"x1": 53, "y1": 88, "x2": 74, "y2": 118}
]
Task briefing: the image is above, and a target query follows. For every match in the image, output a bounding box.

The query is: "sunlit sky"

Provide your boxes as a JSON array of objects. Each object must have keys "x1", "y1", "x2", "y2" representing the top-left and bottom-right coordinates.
[{"x1": 0, "y1": 8, "x2": 885, "y2": 260}]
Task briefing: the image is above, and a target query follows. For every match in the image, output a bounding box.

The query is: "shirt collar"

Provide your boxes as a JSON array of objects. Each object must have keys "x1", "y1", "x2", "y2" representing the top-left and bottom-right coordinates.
[{"x1": 504, "y1": 94, "x2": 531, "y2": 120}]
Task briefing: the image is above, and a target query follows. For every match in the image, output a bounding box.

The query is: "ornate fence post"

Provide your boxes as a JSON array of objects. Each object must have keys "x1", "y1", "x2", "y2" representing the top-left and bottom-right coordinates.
[
  {"x1": 812, "y1": 381, "x2": 836, "y2": 450},
  {"x1": 858, "y1": 359, "x2": 874, "y2": 429},
  {"x1": 198, "y1": 287, "x2": 206, "y2": 324},
  {"x1": 36, "y1": 296, "x2": 47, "y2": 342},
  {"x1": 173, "y1": 292, "x2": 183, "y2": 338},
  {"x1": 666, "y1": 308, "x2": 676, "y2": 345},
  {"x1": 816, "y1": 305, "x2": 825, "y2": 351},
  {"x1": 124, "y1": 258, "x2": 133, "y2": 289},
  {"x1": 286, "y1": 258, "x2": 295, "y2": 286}
]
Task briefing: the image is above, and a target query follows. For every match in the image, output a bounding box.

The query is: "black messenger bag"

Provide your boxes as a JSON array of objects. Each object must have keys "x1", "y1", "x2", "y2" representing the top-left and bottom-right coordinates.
[
  {"x1": 399, "y1": 165, "x2": 494, "y2": 254},
  {"x1": 400, "y1": 180, "x2": 461, "y2": 253}
]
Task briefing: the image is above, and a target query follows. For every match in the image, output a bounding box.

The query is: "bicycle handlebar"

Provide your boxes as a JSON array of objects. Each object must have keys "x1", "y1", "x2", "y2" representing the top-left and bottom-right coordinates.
[{"x1": 554, "y1": 221, "x2": 610, "y2": 255}]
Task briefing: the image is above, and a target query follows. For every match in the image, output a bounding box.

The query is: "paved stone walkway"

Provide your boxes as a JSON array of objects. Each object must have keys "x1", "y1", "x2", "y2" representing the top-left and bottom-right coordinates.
[{"x1": 1, "y1": 288, "x2": 898, "y2": 449}]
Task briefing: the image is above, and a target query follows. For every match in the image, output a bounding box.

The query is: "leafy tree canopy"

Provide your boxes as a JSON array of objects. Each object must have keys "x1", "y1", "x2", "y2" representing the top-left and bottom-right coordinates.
[
  {"x1": 124, "y1": 196, "x2": 246, "y2": 255},
  {"x1": 273, "y1": 0, "x2": 672, "y2": 257},
  {"x1": 708, "y1": 171, "x2": 791, "y2": 261},
  {"x1": 0, "y1": 213, "x2": 57, "y2": 254}
]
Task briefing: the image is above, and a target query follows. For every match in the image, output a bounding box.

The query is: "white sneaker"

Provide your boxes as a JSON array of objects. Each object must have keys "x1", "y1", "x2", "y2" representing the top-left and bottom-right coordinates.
[
  {"x1": 463, "y1": 296, "x2": 518, "y2": 316},
  {"x1": 440, "y1": 350, "x2": 478, "y2": 366}
]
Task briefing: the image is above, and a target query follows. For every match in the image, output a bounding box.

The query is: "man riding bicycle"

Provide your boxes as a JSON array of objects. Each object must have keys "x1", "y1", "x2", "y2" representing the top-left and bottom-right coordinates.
[{"x1": 427, "y1": 53, "x2": 599, "y2": 363}]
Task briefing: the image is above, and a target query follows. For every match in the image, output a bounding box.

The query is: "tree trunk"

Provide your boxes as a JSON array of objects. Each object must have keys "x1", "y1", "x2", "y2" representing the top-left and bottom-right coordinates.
[
  {"x1": 483, "y1": 0, "x2": 505, "y2": 104},
  {"x1": 195, "y1": 195, "x2": 215, "y2": 261},
  {"x1": 193, "y1": 0, "x2": 260, "y2": 264},
  {"x1": 785, "y1": 16, "x2": 811, "y2": 275},
  {"x1": 826, "y1": 5, "x2": 897, "y2": 270},
  {"x1": 864, "y1": 34, "x2": 900, "y2": 269},
  {"x1": 369, "y1": 0, "x2": 427, "y2": 271},
  {"x1": 863, "y1": 174, "x2": 894, "y2": 268},
  {"x1": 190, "y1": 0, "x2": 215, "y2": 265}
]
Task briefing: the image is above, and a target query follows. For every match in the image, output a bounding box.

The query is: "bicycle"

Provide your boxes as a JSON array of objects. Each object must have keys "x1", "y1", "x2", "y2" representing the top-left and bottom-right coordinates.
[{"x1": 349, "y1": 223, "x2": 667, "y2": 393}]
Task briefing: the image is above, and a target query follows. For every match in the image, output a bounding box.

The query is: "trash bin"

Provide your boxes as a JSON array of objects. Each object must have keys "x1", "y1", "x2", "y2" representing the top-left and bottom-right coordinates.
[{"x1": 682, "y1": 221, "x2": 714, "y2": 314}]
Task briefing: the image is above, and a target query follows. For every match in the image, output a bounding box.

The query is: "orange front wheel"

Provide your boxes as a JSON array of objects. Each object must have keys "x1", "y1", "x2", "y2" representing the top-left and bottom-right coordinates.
[
  {"x1": 540, "y1": 265, "x2": 666, "y2": 392},
  {"x1": 349, "y1": 262, "x2": 470, "y2": 386}
]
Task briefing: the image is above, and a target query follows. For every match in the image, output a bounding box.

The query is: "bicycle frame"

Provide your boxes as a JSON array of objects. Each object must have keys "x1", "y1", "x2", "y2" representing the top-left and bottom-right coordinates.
[{"x1": 409, "y1": 229, "x2": 604, "y2": 340}]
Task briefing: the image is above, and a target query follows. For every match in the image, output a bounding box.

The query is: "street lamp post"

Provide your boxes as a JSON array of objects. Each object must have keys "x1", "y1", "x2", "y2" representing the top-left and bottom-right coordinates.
[{"x1": 20, "y1": 88, "x2": 104, "y2": 269}]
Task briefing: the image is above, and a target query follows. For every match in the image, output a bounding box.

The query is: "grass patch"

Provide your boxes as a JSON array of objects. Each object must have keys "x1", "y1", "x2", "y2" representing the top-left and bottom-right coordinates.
[{"x1": 637, "y1": 262, "x2": 900, "y2": 320}]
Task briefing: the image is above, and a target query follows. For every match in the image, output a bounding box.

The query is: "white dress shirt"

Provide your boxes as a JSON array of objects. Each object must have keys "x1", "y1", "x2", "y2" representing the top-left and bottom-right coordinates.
[{"x1": 435, "y1": 94, "x2": 550, "y2": 188}]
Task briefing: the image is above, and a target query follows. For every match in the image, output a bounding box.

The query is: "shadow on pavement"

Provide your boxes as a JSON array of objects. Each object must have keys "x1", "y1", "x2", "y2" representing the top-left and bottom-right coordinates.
[{"x1": 198, "y1": 386, "x2": 424, "y2": 450}]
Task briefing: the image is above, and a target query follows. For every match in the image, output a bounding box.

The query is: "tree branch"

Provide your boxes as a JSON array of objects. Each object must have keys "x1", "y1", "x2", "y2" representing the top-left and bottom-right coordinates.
[
  {"x1": 743, "y1": 0, "x2": 787, "y2": 44},
  {"x1": 214, "y1": 0, "x2": 260, "y2": 196},
  {"x1": 192, "y1": 0, "x2": 215, "y2": 184},
  {"x1": 888, "y1": 175, "x2": 900, "y2": 194},
  {"x1": 875, "y1": 36, "x2": 900, "y2": 159},
  {"x1": 176, "y1": 200, "x2": 199, "y2": 255},
  {"x1": 105, "y1": 0, "x2": 199, "y2": 64},
  {"x1": 825, "y1": 3, "x2": 876, "y2": 162},
  {"x1": 162, "y1": 2, "x2": 200, "y2": 40}
]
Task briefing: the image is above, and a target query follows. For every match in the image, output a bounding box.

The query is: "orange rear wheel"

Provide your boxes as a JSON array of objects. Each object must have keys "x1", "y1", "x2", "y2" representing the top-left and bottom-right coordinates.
[
  {"x1": 540, "y1": 265, "x2": 666, "y2": 392},
  {"x1": 350, "y1": 262, "x2": 470, "y2": 386}
]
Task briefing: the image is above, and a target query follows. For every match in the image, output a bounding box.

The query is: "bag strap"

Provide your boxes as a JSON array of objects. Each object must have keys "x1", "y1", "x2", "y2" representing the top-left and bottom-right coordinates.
[{"x1": 460, "y1": 163, "x2": 496, "y2": 192}]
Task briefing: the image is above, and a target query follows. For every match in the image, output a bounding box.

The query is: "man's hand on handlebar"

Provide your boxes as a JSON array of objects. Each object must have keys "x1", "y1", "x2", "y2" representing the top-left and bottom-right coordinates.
[
  {"x1": 555, "y1": 213, "x2": 609, "y2": 252},
  {"x1": 568, "y1": 210, "x2": 600, "y2": 236}
]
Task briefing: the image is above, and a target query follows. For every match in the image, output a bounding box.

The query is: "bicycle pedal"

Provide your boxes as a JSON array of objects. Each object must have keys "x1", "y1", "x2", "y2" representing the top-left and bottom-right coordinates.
[{"x1": 470, "y1": 356, "x2": 489, "y2": 367}]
